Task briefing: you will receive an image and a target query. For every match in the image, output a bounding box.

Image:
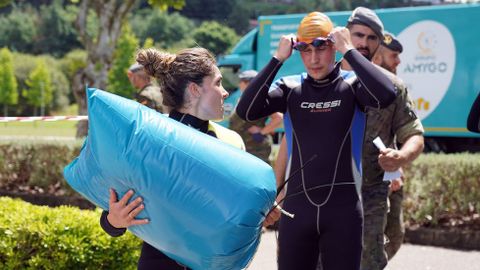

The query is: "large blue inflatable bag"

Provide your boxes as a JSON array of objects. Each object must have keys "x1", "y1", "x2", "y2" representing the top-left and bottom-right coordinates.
[{"x1": 64, "y1": 88, "x2": 276, "y2": 270}]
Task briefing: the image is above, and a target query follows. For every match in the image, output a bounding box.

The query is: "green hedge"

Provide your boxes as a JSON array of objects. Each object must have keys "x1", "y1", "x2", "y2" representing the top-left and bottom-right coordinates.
[
  {"x1": 403, "y1": 153, "x2": 480, "y2": 227},
  {"x1": 1, "y1": 141, "x2": 479, "y2": 228},
  {"x1": 0, "y1": 197, "x2": 141, "y2": 269},
  {"x1": 0, "y1": 141, "x2": 81, "y2": 196}
]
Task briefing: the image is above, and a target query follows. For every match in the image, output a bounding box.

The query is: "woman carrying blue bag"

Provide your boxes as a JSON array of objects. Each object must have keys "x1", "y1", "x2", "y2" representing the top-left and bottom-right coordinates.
[{"x1": 98, "y1": 47, "x2": 281, "y2": 269}]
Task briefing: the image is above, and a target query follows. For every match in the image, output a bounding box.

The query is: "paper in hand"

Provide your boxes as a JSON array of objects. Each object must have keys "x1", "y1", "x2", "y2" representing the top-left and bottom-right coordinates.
[{"x1": 372, "y1": 137, "x2": 402, "y2": 181}]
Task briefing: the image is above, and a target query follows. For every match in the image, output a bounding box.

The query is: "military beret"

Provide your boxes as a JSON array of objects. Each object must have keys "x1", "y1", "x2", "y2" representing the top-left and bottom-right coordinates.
[
  {"x1": 348, "y1": 7, "x2": 384, "y2": 39},
  {"x1": 382, "y1": 32, "x2": 403, "y2": 53}
]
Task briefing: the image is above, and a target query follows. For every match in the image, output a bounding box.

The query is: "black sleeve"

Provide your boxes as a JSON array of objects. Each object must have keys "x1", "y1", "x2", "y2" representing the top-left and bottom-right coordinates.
[
  {"x1": 236, "y1": 57, "x2": 285, "y2": 121},
  {"x1": 467, "y1": 92, "x2": 480, "y2": 133},
  {"x1": 100, "y1": 210, "x2": 127, "y2": 237},
  {"x1": 344, "y1": 49, "x2": 397, "y2": 109}
]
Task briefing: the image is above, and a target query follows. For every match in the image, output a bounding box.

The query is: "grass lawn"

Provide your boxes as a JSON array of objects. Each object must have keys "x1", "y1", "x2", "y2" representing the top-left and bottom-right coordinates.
[{"x1": 0, "y1": 120, "x2": 78, "y2": 137}]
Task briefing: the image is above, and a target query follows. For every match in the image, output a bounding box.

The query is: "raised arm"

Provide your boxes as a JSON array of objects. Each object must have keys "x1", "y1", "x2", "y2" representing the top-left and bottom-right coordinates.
[
  {"x1": 331, "y1": 27, "x2": 396, "y2": 109},
  {"x1": 346, "y1": 50, "x2": 396, "y2": 109},
  {"x1": 236, "y1": 35, "x2": 294, "y2": 121}
]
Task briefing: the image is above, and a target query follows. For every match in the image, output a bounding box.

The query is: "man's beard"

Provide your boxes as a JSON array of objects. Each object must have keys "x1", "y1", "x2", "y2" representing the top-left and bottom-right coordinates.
[
  {"x1": 381, "y1": 63, "x2": 396, "y2": 74},
  {"x1": 357, "y1": 47, "x2": 372, "y2": 61}
]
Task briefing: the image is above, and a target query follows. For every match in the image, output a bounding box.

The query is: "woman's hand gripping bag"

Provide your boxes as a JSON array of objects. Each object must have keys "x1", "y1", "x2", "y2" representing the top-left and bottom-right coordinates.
[{"x1": 64, "y1": 88, "x2": 276, "y2": 270}]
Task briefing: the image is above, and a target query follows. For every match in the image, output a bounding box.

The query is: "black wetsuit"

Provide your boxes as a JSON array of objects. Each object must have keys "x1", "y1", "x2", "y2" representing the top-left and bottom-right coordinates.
[
  {"x1": 236, "y1": 49, "x2": 396, "y2": 270},
  {"x1": 467, "y1": 92, "x2": 480, "y2": 133},
  {"x1": 100, "y1": 110, "x2": 218, "y2": 270}
]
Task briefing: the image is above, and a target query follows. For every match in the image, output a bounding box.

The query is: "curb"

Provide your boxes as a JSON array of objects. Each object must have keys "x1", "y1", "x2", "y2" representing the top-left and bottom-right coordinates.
[{"x1": 405, "y1": 227, "x2": 480, "y2": 250}]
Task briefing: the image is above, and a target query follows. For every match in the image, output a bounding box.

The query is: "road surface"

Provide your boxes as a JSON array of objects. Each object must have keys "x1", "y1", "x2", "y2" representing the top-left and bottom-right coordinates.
[{"x1": 248, "y1": 230, "x2": 480, "y2": 270}]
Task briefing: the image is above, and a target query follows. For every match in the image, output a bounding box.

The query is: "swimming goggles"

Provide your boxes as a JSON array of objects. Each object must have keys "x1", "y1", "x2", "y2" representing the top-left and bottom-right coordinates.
[{"x1": 292, "y1": 36, "x2": 335, "y2": 51}]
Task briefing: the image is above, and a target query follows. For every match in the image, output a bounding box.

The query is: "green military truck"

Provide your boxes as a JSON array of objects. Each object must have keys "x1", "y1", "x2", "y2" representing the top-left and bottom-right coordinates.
[{"x1": 218, "y1": 4, "x2": 480, "y2": 152}]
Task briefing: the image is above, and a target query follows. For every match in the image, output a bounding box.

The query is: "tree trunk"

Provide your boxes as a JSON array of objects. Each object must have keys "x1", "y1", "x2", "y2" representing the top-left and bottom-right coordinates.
[
  {"x1": 73, "y1": 69, "x2": 91, "y2": 138},
  {"x1": 73, "y1": 0, "x2": 136, "y2": 138}
]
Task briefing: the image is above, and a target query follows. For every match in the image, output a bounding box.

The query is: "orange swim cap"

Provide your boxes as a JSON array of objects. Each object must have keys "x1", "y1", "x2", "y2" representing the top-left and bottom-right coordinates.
[{"x1": 297, "y1": 12, "x2": 333, "y2": 43}]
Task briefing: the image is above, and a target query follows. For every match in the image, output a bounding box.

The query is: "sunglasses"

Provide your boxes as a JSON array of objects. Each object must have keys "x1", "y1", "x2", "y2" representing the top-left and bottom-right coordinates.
[{"x1": 292, "y1": 36, "x2": 335, "y2": 51}]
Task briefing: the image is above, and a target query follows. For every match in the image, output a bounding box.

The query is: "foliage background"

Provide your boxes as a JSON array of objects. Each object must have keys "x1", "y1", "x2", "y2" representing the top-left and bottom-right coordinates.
[{"x1": 0, "y1": 0, "x2": 436, "y2": 116}]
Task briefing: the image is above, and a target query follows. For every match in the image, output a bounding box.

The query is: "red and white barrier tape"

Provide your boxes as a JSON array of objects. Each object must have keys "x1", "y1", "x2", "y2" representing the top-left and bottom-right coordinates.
[{"x1": 0, "y1": 116, "x2": 88, "y2": 122}]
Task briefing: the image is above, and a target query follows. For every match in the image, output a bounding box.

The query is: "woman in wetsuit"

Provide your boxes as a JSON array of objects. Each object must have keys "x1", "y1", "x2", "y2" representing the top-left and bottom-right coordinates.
[
  {"x1": 99, "y1": 47, "x2": 245, "y2": 270},
  {"x1": 236, "y1": 12, "x2": 396, "y2": 270}
]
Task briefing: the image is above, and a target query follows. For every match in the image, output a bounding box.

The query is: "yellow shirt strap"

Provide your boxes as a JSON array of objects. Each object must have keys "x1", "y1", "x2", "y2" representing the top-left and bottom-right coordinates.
[{"x1": 208, "y1": 122, "x2": 246, "y2": 151}]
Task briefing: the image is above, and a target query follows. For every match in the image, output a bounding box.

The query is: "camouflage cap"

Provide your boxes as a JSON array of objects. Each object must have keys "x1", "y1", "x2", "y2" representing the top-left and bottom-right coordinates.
[
  {"x1": 238, "y1": 70, "x2": 258, "y2": 81},
  {"x1": 128, "y1": 63, "x2": 144, "y2": 73}
]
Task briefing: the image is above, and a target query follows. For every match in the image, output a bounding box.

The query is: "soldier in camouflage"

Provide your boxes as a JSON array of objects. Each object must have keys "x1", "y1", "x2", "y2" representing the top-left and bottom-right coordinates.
[
  {"x1": 229, "y1": 70, "x2": 283, "y2": 163},
  {"x1": 372, "y1": 32, "x2": 422, "y2": 261},
  {"x1": 128, "y1": 63, "x2": 166, "y2": 113},
  {"x1": 362, "y1": 45, "x2": 424, "y2": 269},
  {"x1": 341, "y1": 8, "x2": 425, "y2": 270}
]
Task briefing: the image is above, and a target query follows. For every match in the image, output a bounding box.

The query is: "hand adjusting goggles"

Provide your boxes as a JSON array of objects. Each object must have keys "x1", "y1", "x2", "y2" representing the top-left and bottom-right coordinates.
[{"x1": 292, "y1": 36, "x2": 335, "y2": 51}]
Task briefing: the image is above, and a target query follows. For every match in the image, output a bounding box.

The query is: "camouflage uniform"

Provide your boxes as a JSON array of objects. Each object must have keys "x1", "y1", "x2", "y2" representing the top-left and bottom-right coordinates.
[
  {"x1": 361, "y1": 70, "x2": 424, "y2": 270},
  {"x1": 229, "y1": 111, "x2": 271, "y2": 163},
  {"x1": 135, "y1": 84, "x2": 164, "y2": 113},
  {"x1": 385, "y1": 186, "x2": 404, "y2": 259}
]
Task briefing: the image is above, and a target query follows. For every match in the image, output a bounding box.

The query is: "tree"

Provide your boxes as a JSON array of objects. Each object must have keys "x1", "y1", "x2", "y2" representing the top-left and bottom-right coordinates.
[
  {"x1": 0, "y1": 8, "x2": 37, "y2": 53},
  {"x1": 13, "y1": 53, "x2": 73, "y2": 116},
  {"x1": 0, "y1": 47, "x2": 18, "y2": 116},
  {"x1": 59, "y1": 49, "x2": 87, "y2": 104},
  {"x1": 35, "y1": 1, "x2": 83, "y2": 57},
  {"x1": 0, "y1": 3, "x2": 84, "y2": 57},
  {"x1": 60, "y1": 50, "x2": 87, "y2": 81},
  {"x1": 23, "y1": 59, "x2": 53, "y2": 116},
  {"x1": 12, "y1": 53, "x2": 38, "y2": 116},
  {"x1": 143, "y1": 37, "x2": 155, "y2": 49},
  {"x1": 107, "y1": 23, "x2": 139, "y2": 99},
  {"x1": 130, "y1": 10, "x2": 194, "y2": 49},
  {"x1": 192, "y1": 21, "x2": 239, "y2": 56},
  {"x1": 50, "y1": 67, "x2": 70, "y2": 112},
  {"x1": 179, "y1": 0, "x2": 235, "y2": 21},
  {"x1": 42, "y1": 55, "x2": 71, "y2": 113},
  {"x1": 0, "y1": 0, "x2": 9, "y2": 8},
  {"x1": 72, "y1": 0, "x2": 185, "y2": 137},
  {"x1": 225, "y1": 3, "x2": 251, "y2": 35}
]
